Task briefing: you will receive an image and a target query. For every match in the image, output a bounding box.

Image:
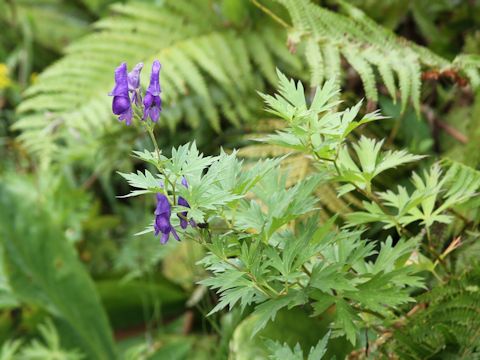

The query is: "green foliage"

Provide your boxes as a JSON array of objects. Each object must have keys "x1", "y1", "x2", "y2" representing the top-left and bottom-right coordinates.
[
  {"x1": 0, "y1": 339, "x2": 22, "y2": 360},
  {"x1": 0, "y1": 246, "x2": 18, "y2": 309},
  {"x1": 230, "y1": 307, "x2": 347, "y2": 360},
  {"x1": 385, "y1": 265, "x2": 480, "y2": 359},
  {"x1": 260, "y1": 74, "x2": 478, "y2": 258},
  {"x1": 335, "y1": 136, "x2": 425, "y2": 195},
  {"x1": 124, "y1": 142, "x2": 282, "y2": 233},
  {"x1": 0, "y1": 0, "x2": 90, "y2": 53},
  {"x1": 0, "y1": 176, "x2": 116, "y2": 359},
  {"x1": 261, "y1": 72, "x2": 384, "y2": 159},
  {"x1": 3, "y1": 0, "x2": 480, "y2": 358},
  {"x1": 18, "y1": 319, "x2": 84, "y2": 360},
  {"x1": 347, "y1": 161, "x2": 480, "y2": 230},
  {"x1": 120, "y1": 73, "x2": 451, "y2": 349},
  {"x1": 276, "y1": 0, "x2": 480, "y2": 111},
  {"x1": 189, "y1": 72, "x2": 478, "y2": 350},
  {"x1": 201, "y1": 221, "x2": 421, "y2": 344},
  {"x1": 265, "y1": 331, "x2": 329, "y2": 360},
  {"x1": 96, "y1": 276, "x2": 186, "y2": 330},
  {"x1": 15, "y1": 0, "x2": 480, "y2": 173},
  {"x1": 410, "y1": 1, "x2": 480, "y2": 58},
  {"x1": 269, "y1": 70, "x2": 480, "y2": 349},
  {"x1": 14, "y1": 0, "x2": 300, "y2": 164}
]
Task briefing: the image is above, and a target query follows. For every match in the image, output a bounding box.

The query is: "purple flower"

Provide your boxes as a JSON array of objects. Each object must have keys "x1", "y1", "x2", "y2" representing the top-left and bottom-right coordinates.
[
  {"x1": 178, "y1": 196, "x2": 190, "y2": 229},
  {"x1": 143, "y1": 60, "x2": 162, "y2": 122},
  {"x1": 177, "y1": 177, "x2": 196, "y2": 229},
  {"x1": 109, "y1": 63, "x2": 133, "y2": 125},
  {"x1": 127, "y1": 62, "x2": 144, "y2": 105},
  {"x1": 154, "y1": 193, "x2": 180, "y2": 244}
]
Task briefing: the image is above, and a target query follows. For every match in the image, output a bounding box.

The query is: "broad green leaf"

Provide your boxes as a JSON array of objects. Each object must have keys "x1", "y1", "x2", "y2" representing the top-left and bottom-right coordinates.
[{"x1": 0, "y1": 184, "x2": 116, "y2": 360}]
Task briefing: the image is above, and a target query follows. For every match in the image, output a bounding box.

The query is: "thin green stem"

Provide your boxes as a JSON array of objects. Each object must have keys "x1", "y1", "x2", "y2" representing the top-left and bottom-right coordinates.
[
  {"x1": 146, "y1": 126, "x2": 161, "y2": 162},
  {"x1": 302, "y1": 264, "x2": 312, "y2": 277},
  {"x1": 295, "y1": 280, "x2": 306, "y2": 289},
  {"x1": 195, "y1": 304, "x2": 222, "y2": 334},
  {"x1": 141, "y1": 123, "x2": 180, "y2": 205},
  {"x1": 250, "y1": 0, "x2": 291, "y2": 29},
  {"x1": 419, "y1": 241, "x2": 449, "y2": 275},
  {"x1": 352, "y1": 304, "x2": 386, "y2": 320},
  {"x1": 386, "y1": 112, "x2": 405, "y2": 148},
  {"x1": 426, "y1": 227, "x2": 432, "y2": 248},
  {"x1": 172, "y1": 176, "x2": 177, "y2": 206},
  {"x1": 221, "y1": 255, "x2": 279, "y2": 297}
]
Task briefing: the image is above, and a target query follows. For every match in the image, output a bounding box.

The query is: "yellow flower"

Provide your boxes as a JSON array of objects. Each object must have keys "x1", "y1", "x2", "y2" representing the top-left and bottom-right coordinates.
[
  {"x1": 30, "y1": 72, "x2": 38, "y2": 84},
  {"x1": 0, "y1": 64, "x2": 11, "y2": 89}
]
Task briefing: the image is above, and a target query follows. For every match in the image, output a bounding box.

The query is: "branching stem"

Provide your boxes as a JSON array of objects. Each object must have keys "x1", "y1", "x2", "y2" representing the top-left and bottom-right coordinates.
[{"x1": 311, "y1": 149, "x2": 412, "y2": 237}]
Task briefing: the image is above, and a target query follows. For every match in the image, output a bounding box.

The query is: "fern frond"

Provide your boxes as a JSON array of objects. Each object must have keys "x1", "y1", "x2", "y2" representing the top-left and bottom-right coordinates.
[
  {"x1": 342, "y1": 47, "x2": 378, "y2": 102},
  {"x1": 305, "y1": 39, "x2": 324, "y2": 87},
  {"x1": 276, "y1": 0, "x2": 480, "y2": 112},
  {"x1": 0, "y1": 0, "x2": 89, "y2": 52},
  {"x1": 386, "y1": 265, "x2": 480, "y2": 359},
  {"x1": 321, "y1": 43, "x2": 342, "y2": 89},
  {"x1": 454, "y1": 54, "x2": 480, "y2": 88},
  {"x1": 14, "y1": 0, "x2": 299, "y2": 163}
]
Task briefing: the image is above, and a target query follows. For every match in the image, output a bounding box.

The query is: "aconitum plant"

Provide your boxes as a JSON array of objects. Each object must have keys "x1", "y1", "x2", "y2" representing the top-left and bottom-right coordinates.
[
  {"x1": 112, "y1": 63, "x2": 476, "y2": 355},
  {"x1": 110, "y1": 60, "x2": 197, "y2": 243}
]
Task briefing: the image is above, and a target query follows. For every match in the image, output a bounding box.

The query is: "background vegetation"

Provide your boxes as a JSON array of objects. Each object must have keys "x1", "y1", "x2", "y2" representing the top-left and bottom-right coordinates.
[{"x1": 0, "y1": 0, "x2": 479, "y2": 358}]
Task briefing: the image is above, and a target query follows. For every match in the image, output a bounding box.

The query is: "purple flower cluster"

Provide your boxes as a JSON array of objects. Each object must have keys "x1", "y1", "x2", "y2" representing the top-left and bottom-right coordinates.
[
  {"x1": 111, "y1": 61, "x2": 194, "y2": 244},
  {"x1": 109, "y1": 60, "x2": 162, "y2": 125},
  {"x1": 154, "y1": 178, "x2": 195, "y2": 244}
]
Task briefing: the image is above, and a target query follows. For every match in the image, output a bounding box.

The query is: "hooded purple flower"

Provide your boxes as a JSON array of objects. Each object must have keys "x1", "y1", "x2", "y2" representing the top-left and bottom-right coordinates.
[
  {"x1": 109, "y1": 63, "x2": 133, "y2": 125},
  {"x1": 154, "y1": 193, "x2": 180, "y2": 244},
  {"x1": 177, "y1": 177, "x2": 196, "y2": 229},
  {"x1": 127, "y1": 62, "x2": 143, "y2": 105},
  {"x1": 143, "y1": 60, "x2": 162, "y2": 122}
]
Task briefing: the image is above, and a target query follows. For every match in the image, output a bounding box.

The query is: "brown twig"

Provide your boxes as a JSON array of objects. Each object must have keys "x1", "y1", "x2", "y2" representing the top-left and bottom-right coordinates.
[
  {"x1": 435, "y1": 119, "x2": 468, "y2": 144},
  {"x1": 422, "y1": 105, "x2": 468, "y2": 145}
]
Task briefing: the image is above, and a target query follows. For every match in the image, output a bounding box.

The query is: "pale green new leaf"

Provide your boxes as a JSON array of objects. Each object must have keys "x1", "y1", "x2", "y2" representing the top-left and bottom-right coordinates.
[
  {"x1": 337, "y1": 136, "x2": 424, "y2": 194},
  {"x1": 118, "y1": 170, "x2": 162, "y2": 197}
]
